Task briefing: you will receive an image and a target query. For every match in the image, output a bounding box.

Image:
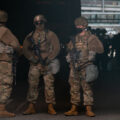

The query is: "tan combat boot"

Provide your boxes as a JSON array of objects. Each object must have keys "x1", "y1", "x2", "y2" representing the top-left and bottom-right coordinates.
[
  {"x1": 23, "y1": 103, "x2": 36, "y2": 115},
  {"x1": 48, "y1": 104, "x2": 56, "y2": 115},
  {"x1": 86, "y1": 105, "x2": 95, "y2": 117},
  {"x1": 0, "y1": 104, "x2": 15, "y2": 117},
  {"x1": 64, "y1": 104, "x2": 78, "y2": 116}
]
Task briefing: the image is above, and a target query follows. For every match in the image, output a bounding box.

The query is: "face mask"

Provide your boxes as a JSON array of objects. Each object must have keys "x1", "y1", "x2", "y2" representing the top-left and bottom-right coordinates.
[{"x1": 76, "y1": 28, "x2": 84, "y2": 33}]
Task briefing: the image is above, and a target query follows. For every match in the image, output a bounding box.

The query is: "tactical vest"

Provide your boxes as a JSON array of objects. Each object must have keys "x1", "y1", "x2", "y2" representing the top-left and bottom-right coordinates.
[
  {"x1": 74, "y1": 32, "x2": 90, "y2": 64},
  {"x1": 32, "y1": 30, "x2": 52, "y2": 54}
]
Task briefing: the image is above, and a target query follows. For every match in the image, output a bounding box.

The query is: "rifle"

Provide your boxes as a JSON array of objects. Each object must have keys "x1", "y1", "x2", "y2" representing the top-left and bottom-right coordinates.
[
  {"x1": 28, "y1": 35, "x2": 46, "y2": 65},
  {"x1": 69, "y1": 37, "x2": 81, "y2": 80},
  {"x1": 69, "y1": 36, "x2": 91, "y2": 71}
]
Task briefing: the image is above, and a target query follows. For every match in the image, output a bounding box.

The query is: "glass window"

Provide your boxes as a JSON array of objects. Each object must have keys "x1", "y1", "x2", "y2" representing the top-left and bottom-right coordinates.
[
  {"x1": 81, "y1": 0, "x2": 120, "y2": 34},
  {"x1": 81, "y1": 0, "x2": 120, "y2": 24}
]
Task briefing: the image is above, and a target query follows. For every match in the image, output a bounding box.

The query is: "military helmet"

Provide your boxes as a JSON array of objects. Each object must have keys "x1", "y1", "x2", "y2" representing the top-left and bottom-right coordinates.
[
  {"x1": 0, "y1": 10, "x2": 8, "y2": 23},
  {"x1": 33, "y1": 14, "x2": 47, "y2": 23},
  {"x1": 74, "y1": 16, "x2": 88, "y2": 27}
]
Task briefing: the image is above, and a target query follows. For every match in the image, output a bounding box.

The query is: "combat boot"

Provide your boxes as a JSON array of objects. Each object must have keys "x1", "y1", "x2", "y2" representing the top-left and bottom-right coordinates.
[
  {"x1": 23, "y1": 103, "x2": 36, "y2": 115},
  {"x1": 86, "y1": 105, "x2": 95, "y2": 117},
  {"x1": 0, "y1": 104, "x2": 15, "y2": 117},
  {"x1": 48, "y1": 104, "x2": 56, "y2": 115},
  {"x1": 64, "y1": 104, "x2": 78, "y2": 116}
]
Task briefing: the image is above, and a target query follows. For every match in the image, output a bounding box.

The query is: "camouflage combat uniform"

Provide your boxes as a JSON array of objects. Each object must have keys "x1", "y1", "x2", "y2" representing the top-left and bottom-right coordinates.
[
  {"x1": 0, "y1": 10, "x2": 21, "y2": 117},
  {"x1": 0, "y1": 24, "x2": 20, "y2": 104},
  {"x1": 65, "y1": 16, "x2": 104, "y2": 116},
  {"x1": 23, "y1": 16, "x2": 60, "y2": 105}
]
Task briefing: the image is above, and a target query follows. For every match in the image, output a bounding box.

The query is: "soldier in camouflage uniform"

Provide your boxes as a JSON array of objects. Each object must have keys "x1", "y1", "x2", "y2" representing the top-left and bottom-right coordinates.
[
  {"x1": 0, "y1": 10, "x2": 21, "y2": 117},
  {"x1": 64, "y1": 16, "x2": 104, "y2": 117},
  {"x1": 23, "y1": 15, "x2": 60, "y2": 115}
]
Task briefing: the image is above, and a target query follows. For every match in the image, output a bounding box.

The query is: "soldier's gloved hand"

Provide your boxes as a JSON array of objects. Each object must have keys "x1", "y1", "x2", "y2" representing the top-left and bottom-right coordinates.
[
  {"x1": 5, "y1": 45, "x2": 14, "y2": 54},
  {"x1": 29, "y1": 56, "x2": 39, "y2": 64},
  {"x1": 75, "y1": 42, "x2": 82, "y2": 51},
  {"x1": 66, "y1": 54, "x2": 71, "y2": 63},
  {"x1": 88, "y1": 51, "x2": 96, "y2": 61},
  {"x1": 38, "y1": 64, "x2": 45, "y2": 69}
]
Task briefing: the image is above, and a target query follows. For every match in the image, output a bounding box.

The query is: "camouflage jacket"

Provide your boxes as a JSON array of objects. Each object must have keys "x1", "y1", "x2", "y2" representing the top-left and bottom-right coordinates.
[
  {"x1": 23, "y1": 29, "x2": 60, "y2": 64},
  {"x1": 0, "y1": 25, "x2": 20, "y2": 62},
  {"x1": 67, "y1": 30, "x2": 104, "y2": 66}
]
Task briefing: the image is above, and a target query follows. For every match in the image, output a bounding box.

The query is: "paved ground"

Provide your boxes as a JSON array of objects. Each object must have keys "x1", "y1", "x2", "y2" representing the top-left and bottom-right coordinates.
[{"x1": 0, "y1": 110, "x2": 120, "y2": 120}]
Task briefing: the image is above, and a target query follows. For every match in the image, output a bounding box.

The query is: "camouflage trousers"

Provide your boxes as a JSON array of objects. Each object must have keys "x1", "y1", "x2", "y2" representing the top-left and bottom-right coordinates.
[
  {"x1": 69, "y1": 67, "x2": 94, "y2": 106},
  {"x1": 27, "y1": 63, "x2": 56, "y2": 104},
  {"x1": 0, "y1": 61, "x2": 13, "y2": 104}
]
